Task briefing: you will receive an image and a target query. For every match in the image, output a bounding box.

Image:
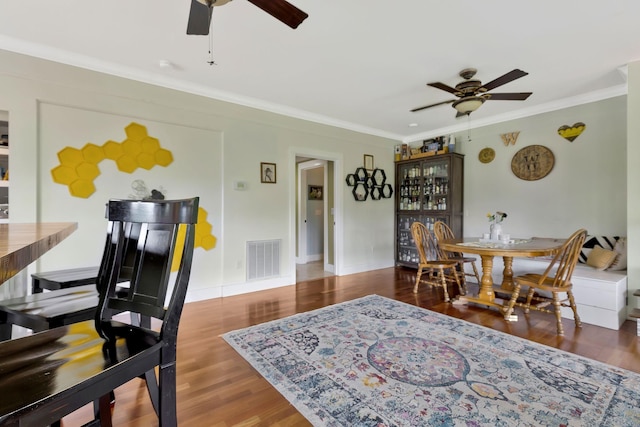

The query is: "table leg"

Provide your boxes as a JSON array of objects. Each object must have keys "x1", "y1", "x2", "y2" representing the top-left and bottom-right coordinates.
[
  {"x1": 476, "y1": 255, "x2": 496, "y2": 302},
  {"x1": 454, "y1": 255, "x2": 496, "y2": 306},
  {"x1": 501, "y1": 256, "x2": 514, "y2": 291}
]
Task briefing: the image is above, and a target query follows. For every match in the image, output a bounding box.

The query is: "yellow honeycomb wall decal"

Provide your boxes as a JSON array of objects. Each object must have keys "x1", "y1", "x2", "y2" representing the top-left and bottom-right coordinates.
[
  {"x1": 171, "y1": 207, "x2": 217, "y2": 272},
  {"x1": 51, "y1": 122, "x2": 174, "y2": 198}
]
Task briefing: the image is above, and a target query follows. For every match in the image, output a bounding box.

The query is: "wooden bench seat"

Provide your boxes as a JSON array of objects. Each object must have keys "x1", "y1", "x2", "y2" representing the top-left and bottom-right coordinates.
[
  {"x1": 0, "y1": 284, "x2": 130, "y2": 341},
  {"x1": 31, "y1": 266, "x2": 102, "y2": 294}
]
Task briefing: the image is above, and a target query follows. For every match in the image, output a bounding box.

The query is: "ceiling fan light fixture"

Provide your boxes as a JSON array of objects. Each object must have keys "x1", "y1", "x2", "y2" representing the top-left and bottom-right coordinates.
[
  {"x1": 196, "y1": 0, "x2": 233, "y2": 6},
  {"x1": 452, "y1": 97, "x2": 485, "y2": 114}
]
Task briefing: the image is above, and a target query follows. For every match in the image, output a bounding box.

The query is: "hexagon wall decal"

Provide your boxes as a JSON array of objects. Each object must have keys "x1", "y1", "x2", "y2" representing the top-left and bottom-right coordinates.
[
  {"x1": 51, "y1": 122, "x2": 174, "y2": 198},
  {"x1": 171, "y1": 207, "x2": 217, "y2": 272}
]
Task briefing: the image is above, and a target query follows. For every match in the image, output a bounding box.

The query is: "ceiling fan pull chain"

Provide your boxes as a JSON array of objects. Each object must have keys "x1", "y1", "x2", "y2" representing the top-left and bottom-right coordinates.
[
  {"x1": 467, "y1": 114, "x2": 472, "y2": 142},
  {"x1": 207, "y1": 28, "x2": 216, "y2": 66}
]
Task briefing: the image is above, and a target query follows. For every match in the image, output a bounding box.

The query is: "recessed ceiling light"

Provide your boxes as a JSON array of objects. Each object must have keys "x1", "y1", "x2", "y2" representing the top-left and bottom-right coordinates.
[{"x1": 408, "y1": 123, "x2": 418, "y2": 127}]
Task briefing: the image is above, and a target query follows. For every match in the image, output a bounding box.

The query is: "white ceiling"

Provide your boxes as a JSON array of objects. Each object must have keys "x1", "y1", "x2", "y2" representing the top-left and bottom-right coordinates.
[{"x1": 0, "y1": 1, "x2": 638, "y2": 142}]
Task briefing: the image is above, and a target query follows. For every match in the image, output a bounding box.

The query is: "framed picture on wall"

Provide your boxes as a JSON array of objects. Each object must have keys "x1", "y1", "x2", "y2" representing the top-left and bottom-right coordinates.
[
  {"x1": 260, "y1": 162, "x2": 276, "y2": 183},
  {"x1": 364, "y1": 154, "x2": 374, "y2": 171},
  {"x1": 308, "y1": 185, "x2": 323, "y2": 200}
]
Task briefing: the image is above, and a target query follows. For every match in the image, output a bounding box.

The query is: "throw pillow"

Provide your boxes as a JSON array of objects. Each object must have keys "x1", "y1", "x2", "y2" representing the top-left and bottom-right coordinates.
[
  {"x1": 607, "y1": 237, "x2": 627, "y2": 271},
  {"x1": 579, "y1": 235, "x2": 620, "y2": 264},
  {"x1": 586, "y1": 246, "x2": 618, "y2": 270}
]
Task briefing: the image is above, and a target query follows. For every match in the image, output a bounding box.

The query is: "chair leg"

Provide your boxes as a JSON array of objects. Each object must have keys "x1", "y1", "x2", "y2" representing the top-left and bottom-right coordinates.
[
  {"x1": 452, "y1": 262, "x2": 467, "y2": 295},
  {"x1": 503, "y1": 282, "x2": 521, "y2": 320},
  {"x1": 96, "y1": 393, "x2": 113, "y2": 427},
  {"x1": 91, "y1": 391, "x2": 115, "y2": 426},
  {"x1": 144, "y1": 369, "x2": 160, "y2": 416},
  {"x1": 524, "y1": 288, "x2": 535, "y2": 314},
  {"x1": 552, "y1": 293, "x2": 564, "y2": 336},
  {"x1": 470, "y1": 261, "x2": 481, "y2": 284},
  {"x1": 413, "y1": 267, "x2": 423, "y2": 294},
  {"x1": 437, "y1": 267, "x2": 450, "y2": 302},
  {"x1": 0, "y1": 322, "x2": 11, "y2": 341},
  {"x1": 157, "y1": 362, "x2": 178, "y2": 427},
  {"x1": 567, "y1": 290, "x2": 582, "y2": 329},
  {"x1": 456, "y1": 263, "x2": 466, "y2": 296}
]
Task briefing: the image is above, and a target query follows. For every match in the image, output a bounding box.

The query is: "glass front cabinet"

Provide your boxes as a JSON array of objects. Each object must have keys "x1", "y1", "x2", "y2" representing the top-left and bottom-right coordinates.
[{"x1": 395, "y1": 153, "x2": 464, "y2": 268}]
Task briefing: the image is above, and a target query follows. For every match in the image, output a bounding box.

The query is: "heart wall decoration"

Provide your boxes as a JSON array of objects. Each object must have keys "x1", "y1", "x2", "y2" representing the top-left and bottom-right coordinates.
[{"x1": 558, "y1": 122, "x2": 586, "y2": 142}]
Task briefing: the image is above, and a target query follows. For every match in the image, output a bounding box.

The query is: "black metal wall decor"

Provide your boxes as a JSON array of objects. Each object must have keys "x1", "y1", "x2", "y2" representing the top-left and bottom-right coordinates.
[{"x1": 345, "y1": 167, "x2": 393, "y2": 201}]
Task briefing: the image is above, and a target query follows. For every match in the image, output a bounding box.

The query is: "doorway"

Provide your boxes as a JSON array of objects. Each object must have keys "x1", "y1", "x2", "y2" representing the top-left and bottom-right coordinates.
[{"x1": 295, "y1": 155, "x2": 339, "y2": 282}]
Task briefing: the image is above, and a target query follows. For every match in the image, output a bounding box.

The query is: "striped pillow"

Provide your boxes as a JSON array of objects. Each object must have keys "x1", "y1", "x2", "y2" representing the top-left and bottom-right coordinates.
[{"x1": 578, "y1": 235, "x2": 620, "y2": 264}]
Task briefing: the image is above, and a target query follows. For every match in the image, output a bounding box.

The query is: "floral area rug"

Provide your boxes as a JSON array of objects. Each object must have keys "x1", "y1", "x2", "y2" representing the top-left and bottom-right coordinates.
[{"x1": 222, "y1": 295, "x2": 640, "y2": 426}]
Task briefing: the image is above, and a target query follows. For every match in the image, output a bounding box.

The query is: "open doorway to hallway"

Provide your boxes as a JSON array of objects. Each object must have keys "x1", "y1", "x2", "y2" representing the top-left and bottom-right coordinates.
[{"x1": 296, "y1": 156, "x2": 336, "y2": 282}]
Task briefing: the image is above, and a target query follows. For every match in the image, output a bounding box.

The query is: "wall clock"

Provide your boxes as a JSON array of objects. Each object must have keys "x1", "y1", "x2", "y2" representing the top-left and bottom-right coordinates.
[
  {"x1": 478, "y1": 147, "x2": 495, "y2": 163},
  {"x1": 511, "y1": 145, "x2": 555, "y2": 181}
]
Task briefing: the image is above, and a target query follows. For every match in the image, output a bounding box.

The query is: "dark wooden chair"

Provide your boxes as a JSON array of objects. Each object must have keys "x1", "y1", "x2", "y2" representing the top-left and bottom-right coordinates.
[
  {"x1": 503, "y1": 228, "x2": 587, "y2": 336},
  {"x1": 0, "y1": 222, "x2": 141, "y2": 341},
  {"x1": 0, "y1": 197, "x2": 199, "y2": 426},
  {"x1": 433, "y1": 220, "x2": 481, "y2": 285},
  {"x1": 411, "y1": 221, "x2": 465, "y2": 302}
]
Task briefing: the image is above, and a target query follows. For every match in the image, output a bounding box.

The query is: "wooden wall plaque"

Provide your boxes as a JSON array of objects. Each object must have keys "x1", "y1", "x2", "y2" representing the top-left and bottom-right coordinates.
[{"x1": 510, "y1": 145, "x2": 554, "y2": 181}]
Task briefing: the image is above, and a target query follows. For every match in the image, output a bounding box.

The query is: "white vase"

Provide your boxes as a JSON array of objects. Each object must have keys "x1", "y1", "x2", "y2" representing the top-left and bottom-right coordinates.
[{"x1": 490, "y1": 223, "x2": 502, "y2": 240}]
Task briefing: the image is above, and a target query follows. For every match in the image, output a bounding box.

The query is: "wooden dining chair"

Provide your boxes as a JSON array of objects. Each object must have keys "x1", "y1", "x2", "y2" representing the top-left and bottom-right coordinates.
[
  {"x1": 433, "y1": 221, "x2": 481, "y2": 284},
  {"x1": 0, "y1": 197, "x2": 199, "y2": 426},
  {"x1": 411, "y1": 221, "x2": 465, "y2": 302},
  {"x1": 503, "y1": 228, "x2": 587, "y2": 336}
]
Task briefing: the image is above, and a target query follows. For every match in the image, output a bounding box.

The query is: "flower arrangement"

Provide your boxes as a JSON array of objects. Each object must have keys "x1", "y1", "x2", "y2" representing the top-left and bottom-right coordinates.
[{"x1": 487, "y1": 211, "x2": 507, "y2": 224}]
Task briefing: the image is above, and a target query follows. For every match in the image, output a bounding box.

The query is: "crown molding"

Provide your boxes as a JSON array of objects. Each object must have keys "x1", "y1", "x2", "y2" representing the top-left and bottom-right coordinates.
[
  {"x1": 403, "y1": 84, "x2": 628, "y2": 143},
  {"x1": 0, "y1": 36, "x2": 404, "y2": 141},
  {"x1": 0, "y1": 36, "x2": 628, "y2": 144}
]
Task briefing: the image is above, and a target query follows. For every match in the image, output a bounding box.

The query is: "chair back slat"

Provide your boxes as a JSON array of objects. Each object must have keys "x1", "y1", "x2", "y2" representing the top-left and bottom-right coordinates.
[
  {"x1": 411, "y1": 222, "x2": 444, "y2": 262},
  {"x1": 433, "y1": 221, "x2": 461, "y2": 258},
  {"x1": 95, "y1": 198, "x2": 199, "y2": 341},
  {"x1": 106, "y1": 223, "x2": 178, "y2": 320},
  {"x1": 433, "y1": 221, "x2": 455, "y2": 241},
  {"x1": 540, "y1": 228, "x2": 587, "y2": 288}
]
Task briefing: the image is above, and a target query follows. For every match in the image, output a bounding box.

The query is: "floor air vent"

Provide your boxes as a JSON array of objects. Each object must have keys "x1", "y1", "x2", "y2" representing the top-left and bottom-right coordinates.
[{"x1": 247, "y1": 239, "x2": 280, "y2": 280}]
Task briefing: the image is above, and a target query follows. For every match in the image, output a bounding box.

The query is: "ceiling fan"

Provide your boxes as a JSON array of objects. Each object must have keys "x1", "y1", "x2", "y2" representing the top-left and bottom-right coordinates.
[
  {"x1": 411, "y1": 68, "x2": 532, "y2": 117},
  {"x1": 187, "y1": 0, "x2": 308, "y2": 35}
]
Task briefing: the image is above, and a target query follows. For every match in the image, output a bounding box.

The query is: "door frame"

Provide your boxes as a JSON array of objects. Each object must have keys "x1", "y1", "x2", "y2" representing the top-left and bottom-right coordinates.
[
  {"x1": 297, "y1": 159, "x2": 327, "y2": 266},
  {"x1": 289, "y1": 148, "x2": 343, "y2": 282}
]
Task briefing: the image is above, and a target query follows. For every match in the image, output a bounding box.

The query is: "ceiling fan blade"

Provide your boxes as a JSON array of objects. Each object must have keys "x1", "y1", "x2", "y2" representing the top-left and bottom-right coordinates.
[
  {"x1": 427, "y1": 82, "x2": 461, "y2": 95},
  {"x1": 486, "y1": 92, "x2": 533, "y2": 101},
  {"x1": 187, "y1": 0, "x2": 213, "y2": 35},
  {"x1": 456, "y1": 111, "x2": 467, "y2": 118},
  {"x1": 481, "y1": 69, "x2": 528, "y2": 92},
  {"x1": 410, "y1": 99, "x2": 455, "y2": 113},
  {"x1": 246, "y1": 0, "x2": 308, "y2": 29}
]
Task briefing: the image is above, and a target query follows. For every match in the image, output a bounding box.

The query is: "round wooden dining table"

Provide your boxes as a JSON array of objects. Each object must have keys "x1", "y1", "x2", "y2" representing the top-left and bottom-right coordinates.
[{"x1": 439, "y1": 237, "x2": 564, "y2": 310}]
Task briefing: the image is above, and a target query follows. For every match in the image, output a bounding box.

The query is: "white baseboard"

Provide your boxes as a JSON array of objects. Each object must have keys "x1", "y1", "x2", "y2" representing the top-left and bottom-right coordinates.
[{"x1": 339, "y1": 260, "x2": 395, "y2": 276}]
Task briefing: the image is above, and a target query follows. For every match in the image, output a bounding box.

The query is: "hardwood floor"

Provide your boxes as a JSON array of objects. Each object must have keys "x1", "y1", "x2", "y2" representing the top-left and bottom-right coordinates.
[
  {"x1": 63, "y1": 267, "x2": 640, "y2": 426},
  {"x1": 295, "y1": 260, "x2": 334, "y2": 282}
]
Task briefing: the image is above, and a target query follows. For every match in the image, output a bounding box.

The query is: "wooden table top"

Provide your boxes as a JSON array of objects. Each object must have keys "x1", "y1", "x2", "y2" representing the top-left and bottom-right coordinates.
[
  {"x1": 439, "y1": 237, "x2": 565, "y2": 258},
  {"x1": 0, "y1": 222, "x2": 77, "y2": 285}
]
